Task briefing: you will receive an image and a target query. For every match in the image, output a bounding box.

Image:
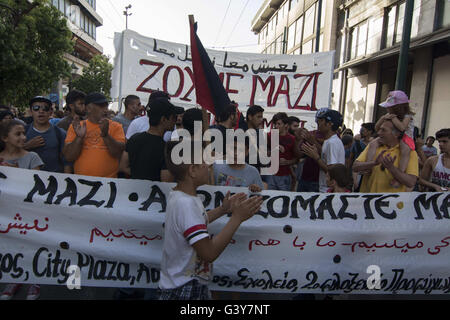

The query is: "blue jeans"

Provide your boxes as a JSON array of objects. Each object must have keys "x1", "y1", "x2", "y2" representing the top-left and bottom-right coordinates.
[
  {"x1": 266, "y1": 175, "x2": 292, "y2": 191},
  {"x1": 296, "y1": 179, "x2": 319, "y2": 192}
]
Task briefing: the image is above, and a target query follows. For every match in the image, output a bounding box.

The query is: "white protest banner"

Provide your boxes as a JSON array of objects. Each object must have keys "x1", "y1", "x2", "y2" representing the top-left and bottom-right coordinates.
[
  {"x1": 0, "y1": 167, "x2": 449, "y2": 294},
  {"x1": 111, "y1": 29, "x2": 335, "y2": 130}
]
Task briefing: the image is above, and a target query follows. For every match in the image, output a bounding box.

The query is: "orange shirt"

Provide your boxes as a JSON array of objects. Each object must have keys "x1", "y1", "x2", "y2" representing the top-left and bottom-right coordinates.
[{"x1": 65, "y1": 120, "x2": 125, "y2": 178}]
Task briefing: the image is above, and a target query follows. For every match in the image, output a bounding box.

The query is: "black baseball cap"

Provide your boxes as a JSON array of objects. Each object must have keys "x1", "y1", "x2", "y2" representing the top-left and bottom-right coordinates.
[
  {"x1": 85, "y1": 92, "x2": 109, "y2": 106},
  {"x1": 29, "y1": 96, "x2": 52, "y2": 107}
]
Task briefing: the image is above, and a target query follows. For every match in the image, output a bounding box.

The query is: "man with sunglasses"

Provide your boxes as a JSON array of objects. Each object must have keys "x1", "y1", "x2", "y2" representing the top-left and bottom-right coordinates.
[{"x1": 24, "y1": 96, "x2": 67, "y2": 173}]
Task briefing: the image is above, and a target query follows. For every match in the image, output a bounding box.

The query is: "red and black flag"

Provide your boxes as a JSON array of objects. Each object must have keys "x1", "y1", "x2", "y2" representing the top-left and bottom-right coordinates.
[{"x1": 189, "y1": 16, "x2": 246, "y2": 129}]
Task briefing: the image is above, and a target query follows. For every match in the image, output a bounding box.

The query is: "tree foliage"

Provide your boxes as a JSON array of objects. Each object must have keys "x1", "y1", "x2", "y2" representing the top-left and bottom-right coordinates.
[
  {"x1": 72, "y1": 54, "x2": 113, "y2": 99},
  {"x1": 0, "y1": 0, "x2": 73, "y2": 107}
]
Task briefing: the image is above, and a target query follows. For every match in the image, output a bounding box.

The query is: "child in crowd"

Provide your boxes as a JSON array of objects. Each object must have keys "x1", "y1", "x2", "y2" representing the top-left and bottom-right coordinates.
[
  {"x1": 0, "y1": 120, "x2": 43, "y2": 170},
  {"x1": 0, "y1": 119, "x2": 43, "y2": 300},
  {"x1": 326, "y1": 164, "x2": 352, "y2": 193},
  {"x1": 266, "y1": 112, "x2": 299, "y2": 191},
  {"x1": 158, "y1": 141, "x2": 263, "y2": 300},
  {"x1": 366, "y1": 91, "x2": 415, "y2": 187},
  {"x1": 213, "y1": 137, "x2": 264, "y2": 193}
]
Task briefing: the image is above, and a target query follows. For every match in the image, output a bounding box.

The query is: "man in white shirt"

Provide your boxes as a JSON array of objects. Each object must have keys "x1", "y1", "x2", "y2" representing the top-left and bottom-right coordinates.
[
  {"x1": 126, "y1": 91, "x2": 182, "y2": 141},
  {"x1": 301, "y1": 109, "x2": 346, "y2": 192}
]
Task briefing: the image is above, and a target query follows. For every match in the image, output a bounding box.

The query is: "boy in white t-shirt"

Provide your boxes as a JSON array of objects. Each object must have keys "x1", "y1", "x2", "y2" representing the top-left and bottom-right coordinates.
[
  {"x1": 158, "y1": 140, "x2": 263, "y2": 300},
  {"x1": 301, "y1": 109, "x2": 346, "y2": 192}
]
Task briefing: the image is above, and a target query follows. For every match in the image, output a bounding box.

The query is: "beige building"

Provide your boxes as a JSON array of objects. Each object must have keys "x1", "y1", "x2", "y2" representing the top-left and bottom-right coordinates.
[
  {"x1": 50, "y1": 0, "x2": 103, "y2": 109},
  {"x1": 252, "y1": 0, "x2": 450, "y2": 138}
]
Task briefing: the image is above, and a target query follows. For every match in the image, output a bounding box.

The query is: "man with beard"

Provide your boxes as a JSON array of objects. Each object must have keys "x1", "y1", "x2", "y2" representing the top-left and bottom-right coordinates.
[{"x1": 57, "y1": 89, "x2": 86, "y2": 131}]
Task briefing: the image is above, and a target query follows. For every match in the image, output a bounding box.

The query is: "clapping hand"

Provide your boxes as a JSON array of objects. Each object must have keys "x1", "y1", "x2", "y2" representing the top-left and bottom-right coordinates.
[
  {"x1": 231, "y1": 194, "x2": 263, "y2": 223},
  {"x1": 72, "y1": 117, "x2": 86, "y2": 138},
  {"x1": 99, "y1": 118, "x2": 109, "y2": 137}
]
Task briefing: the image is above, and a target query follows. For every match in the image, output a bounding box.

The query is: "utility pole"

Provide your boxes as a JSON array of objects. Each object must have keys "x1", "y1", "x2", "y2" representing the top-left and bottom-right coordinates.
[
  {"x1": 119, "y1": 5, "x2": 132, "y2": 113},
  {"x1": 395, "y1": 0, "x2": 414, "y2": 91},
  {"x1": 123, "y1": 4, "x2": 132, "y2": 30}
]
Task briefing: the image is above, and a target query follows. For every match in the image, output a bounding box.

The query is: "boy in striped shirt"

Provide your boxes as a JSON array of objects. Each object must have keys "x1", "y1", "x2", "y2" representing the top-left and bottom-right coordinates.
[{"x1": 158, "y1": 141, "x2": 263, "y2": 300}]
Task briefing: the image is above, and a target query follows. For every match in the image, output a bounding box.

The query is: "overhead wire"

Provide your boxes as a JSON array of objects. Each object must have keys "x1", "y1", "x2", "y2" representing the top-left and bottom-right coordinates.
[
  {"x1": 213, "y1": 0, "x2": 232, "y2": 48},
  {"x1": 223, "y1": 0, "x2": 251, "y2": 48}
]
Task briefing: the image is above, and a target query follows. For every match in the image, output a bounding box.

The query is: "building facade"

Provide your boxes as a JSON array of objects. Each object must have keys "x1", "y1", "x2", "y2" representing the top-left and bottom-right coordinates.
[
  {"x1": 50, "y1": 0, "x2": 103, "y2": 109},
  {"x1": 252, "y1": 0, "x2": 450, "y2": 138}
]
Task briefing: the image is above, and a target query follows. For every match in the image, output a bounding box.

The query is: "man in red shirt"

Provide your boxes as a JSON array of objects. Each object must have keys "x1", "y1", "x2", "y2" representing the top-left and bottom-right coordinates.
[{"x1": 266, "y1": 112, "x2": 299, "y2": 191}]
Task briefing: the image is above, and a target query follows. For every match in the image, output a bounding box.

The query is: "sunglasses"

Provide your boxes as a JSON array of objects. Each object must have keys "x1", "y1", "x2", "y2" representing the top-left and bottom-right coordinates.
[{"x1": 31, "y1": 105, "x2": 51, "y2": 112}]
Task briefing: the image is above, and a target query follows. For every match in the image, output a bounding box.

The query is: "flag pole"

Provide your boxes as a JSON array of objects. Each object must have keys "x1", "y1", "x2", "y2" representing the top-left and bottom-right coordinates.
[{"x1": 189, "y1": 14, "x2": 209, "y2": 134}]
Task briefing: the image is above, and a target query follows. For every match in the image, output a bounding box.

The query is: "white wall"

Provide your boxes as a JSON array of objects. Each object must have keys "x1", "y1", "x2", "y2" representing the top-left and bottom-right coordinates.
[{"x1": 426, "y1": 54, "x2": 450, "y2": 138}]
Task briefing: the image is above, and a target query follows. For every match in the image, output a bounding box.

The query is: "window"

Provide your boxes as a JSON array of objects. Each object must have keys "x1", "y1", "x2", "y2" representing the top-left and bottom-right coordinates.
[
  {"x1": 437, "y1": 0, "x2": 450, "y2": 28},
  {"x1": 58, "y1": 0, "x2": 64, "y2": 13},
  {"x1": 302, "y1": 39, "x2": 313, "y2": 54},
  {"x1": 287, "y1": 22, "x2": 296, "y2": 49},
  {"x1": 303, "y1": 5, "x2": 315, "y2": 39},
  {"x1": 350, "y1": 20, "x2": 369, "y2": 60},
  {"x1": 296, "y1": 16, "x2": 303, "y2": 46},
  {"x1": 395, "y1": 2, "x2": 406, "y2": 44},
  {"x1": 52, "y1": 0, "x2": 58, "y2": 8},
  {"x1": 65, "y1": 0, "x2": 70, "y2": 17},
  {"x1": 278, "y1": 36, "x2": 284, "y2": 54},
  {"x1": 280, "y1": 1, "x2": 286, "y2": 20},
  {"x1": 385, "y1": 1, "x2": 411, "y2": 48},
  {"x1": 320, "y1": 0, "x2": 326, "y2": 29}
]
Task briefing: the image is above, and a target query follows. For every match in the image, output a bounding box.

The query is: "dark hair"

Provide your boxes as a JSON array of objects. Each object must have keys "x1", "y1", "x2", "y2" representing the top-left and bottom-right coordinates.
[
  {"x1": 426, "y1": 136, "x2": 435, "y2": 142},
  {"x1": 0, "y1": 110, "x2": 14, "y2": 122},
  {"x1": 436, "y1": 128, "x2": 450, "y2": 140},
  {"x1": 53, "y1": 110, "x2": 64, "y2": 118},
  {"x1": 66, "y1": 89, "x2": 86, "y2": 105},
  {"x1": 361, "y1": 122, "x2": 375, "y2": 133},
  {"x1": 288, "y1": 116, "x2": 300, "y2": 125},
  {"x1": 246, "y1": 105, "x2": 264, "y2": 121},
  {"x1": 182, "y1": 108, "x2": 203, "y2": 136},
  {"x1": 0, "y1": 120, "x2": 25, "y2": 152},
  {"x1": 147, "y1": 98, "x2": 175, "y2": 126},
  {"x1": 342, "y1": 128, "x2": 353, "y2": 136},
  {"x1": 341, "y1": 134, "x2": 353, "y2": 146},
  {"x1": 390, "y1": 103, "x2": 415, "y2": 120},
  {"x1": 272, "y1": 112, "x2": 289, "y2": 124},
  {"x1": 0, "y1": 105, "x2": 10, "y2": 111},
  {"x1": 165, "y1": 140, "x2": 204, "y2": 182},
  {"x1": 328, "y1": 164, "x2": 352, "y2": 189},
  {"x1": 216, "y1": 104, "x2": 237, "y2": 123},
  {"x1": 124, "y1": 95, "x2": 140, "y2": 109}
]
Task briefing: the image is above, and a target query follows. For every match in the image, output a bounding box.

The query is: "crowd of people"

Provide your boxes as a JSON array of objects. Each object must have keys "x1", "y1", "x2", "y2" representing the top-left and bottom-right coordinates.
[{"x1": 0, "y1": 88, "x2": 448, "y2": 300}]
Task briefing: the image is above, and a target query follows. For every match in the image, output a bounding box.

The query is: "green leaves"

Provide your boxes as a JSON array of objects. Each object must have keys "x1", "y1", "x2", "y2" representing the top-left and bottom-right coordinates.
[
  {"x1": 72, "y1": 54, "x2": 113, "y2": 99},
  {"x1": 0, "y1": 0, "x2": 72, "y2": 107}
]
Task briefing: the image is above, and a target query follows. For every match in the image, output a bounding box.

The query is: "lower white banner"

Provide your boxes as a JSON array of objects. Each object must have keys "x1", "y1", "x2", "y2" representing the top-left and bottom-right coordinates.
[{"x1": 0, "y1": 167, "x2": 449, "y2": 294}]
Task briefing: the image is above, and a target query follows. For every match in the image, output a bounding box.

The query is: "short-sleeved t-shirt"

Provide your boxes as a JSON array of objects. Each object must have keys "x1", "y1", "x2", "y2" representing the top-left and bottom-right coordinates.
[
  {"x1": 65, "y1": 119, "x2": 125, "y2": 178},
  {"x1": 159, "y1": 190, "x2": 212, "y2": 289},
  {"x1": 357, "y1": 144, "x2": 419, "y2": 193},
  {"x1": 350, "y1": 140, "x2": 367, "y2": 161},
  {"x1": 213, "y1": 163, "x2": 264, "y2": 189},
  {"x1": 422, "y1": 145, "x2": 437, "y2": 158},
  {"x1": 125, "y1": 132, "x2": 166, "y2": 181},
  {"x1": 112, "y1": 113, "x2": 133, "y2": 135},
  {"x1": 268, "y1": 132, "x2": 296, "y2": 176},
  {"x1": 126, "y1": 116, "x2": 149, "y2": 140},
  {"x1": 5, "y1": 151, "x2": 43, "y2": 169},
  {"x1": 319, "y1": 134, "x2": 346, "y2": 192},
  {"x1": 25, "y1": 124, "x2": 66, "y2": 172}
]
